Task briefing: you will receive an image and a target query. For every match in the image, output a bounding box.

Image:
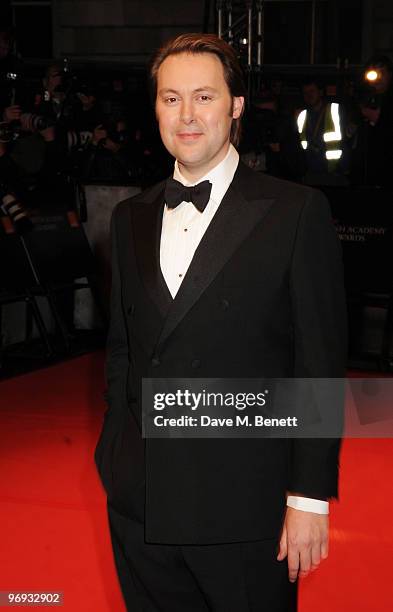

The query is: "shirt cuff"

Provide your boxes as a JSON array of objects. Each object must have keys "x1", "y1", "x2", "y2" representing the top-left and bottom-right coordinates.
[{"x1": 286, "y1": 495, "x2": 329, "y2": 514}]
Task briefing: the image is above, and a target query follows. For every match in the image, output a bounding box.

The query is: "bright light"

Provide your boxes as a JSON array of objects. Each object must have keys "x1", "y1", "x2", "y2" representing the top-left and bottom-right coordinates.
[
  {"x1": 365, "y1": 70, "x2": 379, "y2": 82},
  {"x1": 326, "y1": 150, "x2": 342, "y2": 160},
  {"x1": 241, "y1": 38, "x2": 248, "y2": 45}
]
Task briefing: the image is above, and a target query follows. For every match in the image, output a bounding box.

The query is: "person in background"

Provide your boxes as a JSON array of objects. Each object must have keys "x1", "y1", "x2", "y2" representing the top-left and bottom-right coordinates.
[
  {"x1": 78, "y1": 118, "x2": 138, "y2": 183},
  {"x1": 100, "y1": 73, "x2": 131, "y2": 124},
  {"x1": 73, "y1": 82, "x2": 104, "y2": 136},
  {"x1": 351, "y1": 55, "x2": 393, "y2": 186},
  {"x1": 34, "y1": 63, "x2": 67, "y2": 122},
  {"x1": 0, "y1": 29, "x2": 24, "y2": 127},
  {"x1": 297, "y1": 79, "x2": 348, "y2": 186},
  {"x1": 241, "y1": 90, "x2": 305, "y2": 182}
]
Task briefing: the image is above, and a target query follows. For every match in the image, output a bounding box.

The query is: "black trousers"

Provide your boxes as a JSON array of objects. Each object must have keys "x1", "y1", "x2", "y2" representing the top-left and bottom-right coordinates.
[{"x1": 107, "y1": 502, "x2": 298, "y2": 612}]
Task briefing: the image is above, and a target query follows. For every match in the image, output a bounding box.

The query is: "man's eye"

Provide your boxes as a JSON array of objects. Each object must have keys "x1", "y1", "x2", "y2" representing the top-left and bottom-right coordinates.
[
  {"x1": 165, "y1": 97, "x2": 178, "y2": 104},
  {"x1": 198, "y1": 95, "x2": 211, "y2": 102}
]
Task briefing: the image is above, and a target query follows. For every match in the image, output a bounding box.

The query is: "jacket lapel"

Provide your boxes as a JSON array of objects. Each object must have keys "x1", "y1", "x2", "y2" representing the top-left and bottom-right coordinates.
[
  {"x1": 156, "y1": 165, "x2": 275, "y2": 351},
  {"x1": 131, "y1": 186, "x2": 173, "y2": 318}
]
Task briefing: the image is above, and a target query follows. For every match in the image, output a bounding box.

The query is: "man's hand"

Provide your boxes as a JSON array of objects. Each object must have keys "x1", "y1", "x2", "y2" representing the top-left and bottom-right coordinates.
[
  {"x1": 40, "y1": 126, "x2": 56, "y2": 142},
  {"x1": 103, "y1": 137, "x2": 120, "y2": 153},
  {"x1": 92, "y1": 124, "x2": 107, "y2": 146},
  {"x1": 277, "y1": 506, "x2": 329, "y2": 582},
  {"x1": 3, "y1": 105, "x2": 21, "y2": 123}
]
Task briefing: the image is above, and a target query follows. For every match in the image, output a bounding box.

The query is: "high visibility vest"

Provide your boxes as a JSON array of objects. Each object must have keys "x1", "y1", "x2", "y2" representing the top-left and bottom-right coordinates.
[{"x1": 297, "y1": 102, "x2": 342, "y2": 166}]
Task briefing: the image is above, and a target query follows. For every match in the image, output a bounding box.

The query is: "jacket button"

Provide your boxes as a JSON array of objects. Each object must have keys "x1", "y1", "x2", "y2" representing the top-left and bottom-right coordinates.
[
  {"x1": 191, "y1": 359, "x2": 201, "y2": 369},
  {"x1": 221, "y1": 298, "x2": 229, "y2": 311},
  {"x1": 127, "y1": 304, "x2": 135, "y2": 316},
  {"x1": 151, "y1": 357, "x2": 161, "y2": 367}
]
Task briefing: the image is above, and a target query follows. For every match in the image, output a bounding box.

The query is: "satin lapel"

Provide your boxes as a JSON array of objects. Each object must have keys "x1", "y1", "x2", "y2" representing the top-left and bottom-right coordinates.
[
  {"x1": 131, "y1": 187, "x2": 173, "y2": 318},
  {"x1": 156, "y1": 176, "x2": 275, "y2": 351}
]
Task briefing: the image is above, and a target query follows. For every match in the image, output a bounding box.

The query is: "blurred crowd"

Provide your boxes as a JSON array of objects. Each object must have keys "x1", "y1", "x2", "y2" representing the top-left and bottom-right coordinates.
[
  {"x1": 240, "y1": 55, "x2": 393, "y2": 189},
  {"x1": 1, "y1": 25, "x2": 392, "y2": 223},
  {"x1": 0, "y1": 28, "x2": 172, "y2": 218}
]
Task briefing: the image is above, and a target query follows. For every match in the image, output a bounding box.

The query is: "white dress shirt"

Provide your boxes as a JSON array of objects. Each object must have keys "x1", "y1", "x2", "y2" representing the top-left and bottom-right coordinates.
[
  {"x1": 159, "y1": 143, "x2": 329, "y2": 515},
  {"x1": 160, "y1": 144, "x2": 239, "y2": 298}
]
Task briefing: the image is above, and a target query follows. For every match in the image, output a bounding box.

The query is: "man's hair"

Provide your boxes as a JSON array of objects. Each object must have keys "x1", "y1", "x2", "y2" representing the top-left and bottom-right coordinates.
[
  {"x1": 302, "y1": 78, "x2": 324, "y2": 91},
  {"x1": 44, "y1": 62, "x2": 63, "y2": 79},
  {"x1": 150, "y1": 33, "x2": 246, "y2": 147}
]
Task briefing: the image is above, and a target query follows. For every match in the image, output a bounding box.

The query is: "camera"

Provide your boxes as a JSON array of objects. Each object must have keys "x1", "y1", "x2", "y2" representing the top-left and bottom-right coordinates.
[
  {"x1": 0, "y1": 113, "x2": 54, "y2": 143},
  {"x1": 19, "y1": 113, "x2": 54, "y2": 132},
  {"x1": 100, "y1": 120, "x2": 129, "y2": 146},
  {"x1": 0, "y1": 184, "x2": 32, "y2": 233},
  {"x1": 0, "y1": 121, "x2": 16, "y2": 143}
]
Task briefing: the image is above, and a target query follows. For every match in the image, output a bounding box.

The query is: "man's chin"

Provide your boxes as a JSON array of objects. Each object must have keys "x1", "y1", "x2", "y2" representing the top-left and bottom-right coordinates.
[
  {"x1": 176, "y1": 153, "x2": 207, "y2": 169},
  {"x1": 178, "y1": 153, "x2": 202, "y2": 162}
]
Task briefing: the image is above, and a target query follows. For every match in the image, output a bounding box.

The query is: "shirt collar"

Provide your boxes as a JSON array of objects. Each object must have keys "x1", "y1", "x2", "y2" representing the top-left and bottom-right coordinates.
[{"x1": 173, "y1": 143, "x2": 239, "y2": 206}]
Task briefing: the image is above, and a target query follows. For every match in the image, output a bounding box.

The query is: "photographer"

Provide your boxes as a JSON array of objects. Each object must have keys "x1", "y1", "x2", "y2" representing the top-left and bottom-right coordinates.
[
  {"x1": 350, "y1": 55, "x2": 393, "y2": 186},
  {"x1": 76, "y1": 118, "x2": 139, "y2": 183},
  {"x1": 0, "y1": 29, "x2": 23, "y2": 119},
  {"x1": 73, "y1": 82, "x2": 104, "y2": 136},
  {"x1": 0, "y1": 28, "x2": 34, "y2": 135},
  {"x1": 35, "y1": 63, "x2": 68, "y2": 124},
  {"x1": 65, "y1": 82, "x2": 106, "y2": 169},
  {"x1": 0, "y1": 55, "x2": 66, "y2": 181},
  {"x1": 0, "y1": 120, "x2": 67, "y2": 212},
  {"x1": 100, "y1": 73, "x2": 131, "y2": 124}
]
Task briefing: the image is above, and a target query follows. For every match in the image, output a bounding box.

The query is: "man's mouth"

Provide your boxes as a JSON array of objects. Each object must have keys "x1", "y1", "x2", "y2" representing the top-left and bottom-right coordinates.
[{"x1": 176, "y1": 132, "x2": 203, "y2": 141}]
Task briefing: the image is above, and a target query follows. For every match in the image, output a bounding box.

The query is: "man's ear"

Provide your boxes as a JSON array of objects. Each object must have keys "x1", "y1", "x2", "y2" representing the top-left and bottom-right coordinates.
[{"x1": 232, "y1": 96, "x2": 245, "y2": 119}]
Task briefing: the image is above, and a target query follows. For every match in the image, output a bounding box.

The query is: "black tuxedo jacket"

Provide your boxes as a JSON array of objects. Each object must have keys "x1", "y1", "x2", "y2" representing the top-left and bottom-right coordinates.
[{"x1": 95, "y1": 162, "x2": 347, "y2": 544}]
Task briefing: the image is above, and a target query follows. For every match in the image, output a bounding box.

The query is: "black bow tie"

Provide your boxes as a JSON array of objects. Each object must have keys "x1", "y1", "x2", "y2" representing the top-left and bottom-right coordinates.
[{"x1": 164, "y1": 177, "x2": 212, "y2": 213}]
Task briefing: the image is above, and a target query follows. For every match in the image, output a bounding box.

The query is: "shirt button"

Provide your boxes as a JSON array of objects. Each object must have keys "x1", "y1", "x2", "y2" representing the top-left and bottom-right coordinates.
[
  {"x1": 184, "y1": 228, "x2": 188, "y2": 232},
  {"x1": 179, "y1": 273, "x2": 183, "y2": 277},
  {"x1": 151, "y1": 357, "x2": 161, "y2": 367},
  {"x1": 221, "y1": 298, "x2": 230, "y2": 311},
  {"x1": 191, "y1": 359, "x2": 201, "y2": 369}
]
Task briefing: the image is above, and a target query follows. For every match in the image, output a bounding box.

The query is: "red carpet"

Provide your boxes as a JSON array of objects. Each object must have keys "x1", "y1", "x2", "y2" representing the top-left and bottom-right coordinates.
[{"x1": 0, "y1": 353, "x2": 392, "y2": 611}]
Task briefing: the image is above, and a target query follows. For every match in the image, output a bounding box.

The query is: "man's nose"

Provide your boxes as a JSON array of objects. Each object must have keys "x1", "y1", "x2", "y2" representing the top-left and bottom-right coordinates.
[{"x1": 179, "y1": 100, "x2": 195, "y2": 124}]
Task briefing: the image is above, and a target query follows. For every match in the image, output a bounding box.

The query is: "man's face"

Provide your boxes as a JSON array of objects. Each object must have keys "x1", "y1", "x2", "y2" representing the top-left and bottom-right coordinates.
[
  {"x1": 302, "y1": 83, "x2": 322, "y2": 108},
  {"x1": 46, "y1": 68, "x2": 63, "y2": 93},
  {"x1": 77, "y1": 93, "x2": 96, "y2": 109},
  {"x1": 155, "y1": 52, "x2": 244, "y2": 180}
]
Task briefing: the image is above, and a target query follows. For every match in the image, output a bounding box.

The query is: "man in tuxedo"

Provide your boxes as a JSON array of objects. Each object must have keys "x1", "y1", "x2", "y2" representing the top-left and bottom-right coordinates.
[{"x1": 95, "y1": 33, "x2": 347, "y2": 611}]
